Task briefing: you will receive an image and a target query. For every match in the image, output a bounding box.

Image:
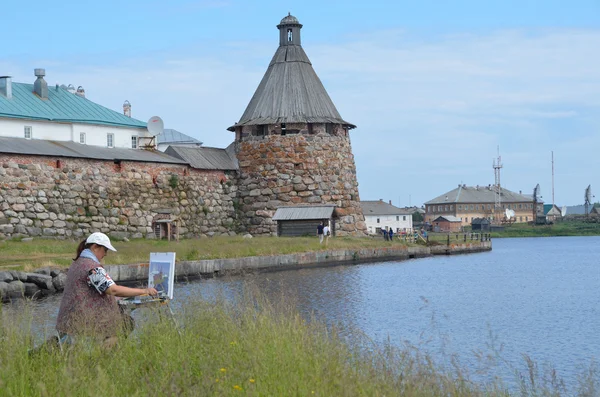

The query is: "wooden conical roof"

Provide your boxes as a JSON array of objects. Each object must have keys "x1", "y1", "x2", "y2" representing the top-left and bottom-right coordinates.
[{"x1": 228, "y1": 15, "x2": 355, "y2": 131}]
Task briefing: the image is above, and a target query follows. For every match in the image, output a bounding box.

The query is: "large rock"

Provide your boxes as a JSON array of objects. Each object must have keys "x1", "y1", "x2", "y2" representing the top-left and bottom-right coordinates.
[
  {"x1": 0, "y1": 271, "x2": 14, "y2": 282},
  {"x1": 0, "y1": 281, "x2": 9, "y2": 298},
  {"x1": 9, "y1": 271, "x2": 28, "y2": 282},
  {"x1": 23, "y1": 282, "x2": 41, "y2": 297},
  {"x1": 26, "y1": 273, "x2": 54, "y2": 289},
  {"x1": 52, "y1": 273, "x2": 68, "y2": 292},
  {"x1": 6, "y1": 280, "x2": 25, "y2": 298}
]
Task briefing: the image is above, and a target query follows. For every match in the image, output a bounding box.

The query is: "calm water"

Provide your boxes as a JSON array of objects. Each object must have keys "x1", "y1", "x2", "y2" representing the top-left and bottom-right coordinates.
[{"x1": 5, "y1": 236, "x2": 600, "y2": 389}]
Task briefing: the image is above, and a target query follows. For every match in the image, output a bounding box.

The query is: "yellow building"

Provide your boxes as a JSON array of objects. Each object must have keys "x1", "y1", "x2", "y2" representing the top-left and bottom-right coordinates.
[{"x1": 424, "y1": 184, "x2": 543, "y2": 226}]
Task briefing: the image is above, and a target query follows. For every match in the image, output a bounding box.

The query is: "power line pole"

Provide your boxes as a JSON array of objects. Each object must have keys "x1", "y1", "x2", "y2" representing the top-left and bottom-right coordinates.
[{"x1": 493, "y1": 146, "x2": 503, "y2": 223}]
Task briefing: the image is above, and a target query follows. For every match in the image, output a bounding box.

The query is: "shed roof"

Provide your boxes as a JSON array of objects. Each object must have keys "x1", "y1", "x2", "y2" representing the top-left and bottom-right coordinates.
[
  {"x1": 360, "y1": 200, "x2": 413, "y2": 216},
  {"x1": 425, "y1": 185, "x2": 535, "y2": 205},
  {"x1": 471, "y1": 218, "x2": 491, "y2": 225},
  {"x1": 0, "y1": 83, "x2": 147, "y2": 129},
  {"x1": 228, "y1": 18, "x2": 354, "y2": 131},
  {"x1": 272, "y1": 205, "x2": 335, "y2": 221},
  {"x1": 433, "y1": 215, "x2": 462, "y2": 223},
  {"x1": 0, "y1": 136, "x2": 186, "y2": 164},
  {"x1": 164, "y1": 145, "x2": 238, "y2": 170},
  {"x1": 157, "y1": 129, "x2": 203, "y2": 145}
]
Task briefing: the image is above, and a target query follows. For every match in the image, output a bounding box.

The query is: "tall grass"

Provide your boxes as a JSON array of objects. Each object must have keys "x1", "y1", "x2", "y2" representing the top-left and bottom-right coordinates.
[{"x1": 2, "y1": 287, "x2": 598, "y2": 396}]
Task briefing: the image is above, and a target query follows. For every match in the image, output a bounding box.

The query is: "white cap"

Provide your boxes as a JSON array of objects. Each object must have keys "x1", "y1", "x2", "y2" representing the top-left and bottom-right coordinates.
[{"x1": 86, "y1": 232, "x2": 117, "y2": 252}]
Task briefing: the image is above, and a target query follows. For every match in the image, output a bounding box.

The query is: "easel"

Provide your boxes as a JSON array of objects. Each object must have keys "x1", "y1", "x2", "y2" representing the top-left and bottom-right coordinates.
[{"x1": 118, "y1": 293, "x2": 181, "y2": 336}]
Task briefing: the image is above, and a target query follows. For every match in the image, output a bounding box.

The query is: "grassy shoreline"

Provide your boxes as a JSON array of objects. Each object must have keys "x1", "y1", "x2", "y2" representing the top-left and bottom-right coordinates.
[
  {"x1": 490, "y1": 221, "x2": 600, "y2": 238},
  {"x1": 2, "y1": 289, "x2": 597, "y2": 396},
  {"x1": 0, "y1": 236, "x2": 427, "y2": 271}
]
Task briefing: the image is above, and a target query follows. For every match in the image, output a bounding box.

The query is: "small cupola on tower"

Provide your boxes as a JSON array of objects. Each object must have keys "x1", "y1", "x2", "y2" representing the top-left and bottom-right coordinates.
[{"x1": 277, "y1": 12, "x2": 302, "y2": 46}]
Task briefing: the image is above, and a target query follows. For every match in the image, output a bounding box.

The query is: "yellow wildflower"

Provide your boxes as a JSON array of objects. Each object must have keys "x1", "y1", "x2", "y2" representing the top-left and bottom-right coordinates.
[
  {"x1": 220, "y1": 368, "x2": 227, "y2": 373},
  {"x1": 233, "y1": 385, "x2": 243, "y2": 391},
  {"x1": 249, "y1": 378, "x2": 255, "y2": 383},
  {"x1": 215, "y1": 379, "x2": 219, "y2": 383}
]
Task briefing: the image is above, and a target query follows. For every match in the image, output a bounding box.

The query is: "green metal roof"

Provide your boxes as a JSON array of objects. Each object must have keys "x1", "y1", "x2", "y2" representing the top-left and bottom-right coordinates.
[{"x1": 0, "y1": 83, "x2": 147, "y2": 129}]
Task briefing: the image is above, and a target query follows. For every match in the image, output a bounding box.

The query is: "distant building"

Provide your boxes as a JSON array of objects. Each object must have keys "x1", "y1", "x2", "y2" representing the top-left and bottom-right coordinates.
[
  {"x1": 156, "y1": 129, "x2": 203, "y2": 152},
  {"x1": 424, "y1": 184, "x2": 543, "y2": 225},
  {"x1": 543, "y1": 204, "x2": 562, "y2": 222},
  {"x1": 0, "y1": 69, "x2": 152, "y2": 149},
  {"x1": 432, "y1": 215, "x2": 462, "y2": 233},
  {"x1": 360, "y1": 200, "x2": 413, "y2": 234}
]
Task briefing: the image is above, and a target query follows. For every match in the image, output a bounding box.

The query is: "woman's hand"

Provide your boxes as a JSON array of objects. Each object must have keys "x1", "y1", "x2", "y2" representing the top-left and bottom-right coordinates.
[{"x1": 146, "y1": 287, "x2": 159, "y2": 297}]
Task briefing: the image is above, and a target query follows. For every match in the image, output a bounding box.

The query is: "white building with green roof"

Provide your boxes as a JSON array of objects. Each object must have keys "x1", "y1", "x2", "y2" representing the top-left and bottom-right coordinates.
[{"x1": 0, "y1": 69, "x2": 152, "y2": 149}]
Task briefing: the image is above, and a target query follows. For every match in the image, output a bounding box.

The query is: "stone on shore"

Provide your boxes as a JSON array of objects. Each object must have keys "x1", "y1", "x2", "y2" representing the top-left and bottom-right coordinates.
[
  {"x1": 26, "y1": 273, "x2": 54, "y2": 289},
  {"x1": 52, "y1": 273, "x2": 68, "y2": 292},
  {"x1": 0, "y1": 271, "x2": 13, "y2": 282}
]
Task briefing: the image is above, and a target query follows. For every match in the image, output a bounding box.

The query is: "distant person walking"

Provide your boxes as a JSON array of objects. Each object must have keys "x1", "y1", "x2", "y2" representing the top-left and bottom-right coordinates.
[
  {"x1": 317, "y1": 221, "x2": 324, "y2": 244},
  {"x1": 388, "y1": 228, "x2": 394, "y2": 241},
  {"x1": 382, "y1": 228, "x2": 389, "y2": 241},
  {"x1": 323, "y1": 223, "x2": 330, "y2": 246}
]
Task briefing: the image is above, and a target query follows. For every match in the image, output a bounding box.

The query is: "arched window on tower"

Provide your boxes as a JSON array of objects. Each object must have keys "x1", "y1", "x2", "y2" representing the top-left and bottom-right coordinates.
[{"x1": 288, "y1": 29, "x2": 293, "y2": 42}]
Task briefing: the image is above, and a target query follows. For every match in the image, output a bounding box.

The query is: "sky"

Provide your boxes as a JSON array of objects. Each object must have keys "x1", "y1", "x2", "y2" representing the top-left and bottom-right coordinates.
[{"x1": 2, "y1": 0, "x2": 599, "y2": 207}]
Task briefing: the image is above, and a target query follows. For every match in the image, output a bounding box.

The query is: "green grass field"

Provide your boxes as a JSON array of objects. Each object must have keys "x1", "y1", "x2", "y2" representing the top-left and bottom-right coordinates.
[
  {"x1": 2, "y1": 289, "x2": 597, "y2": 396},
  {"x1": 491, "y1": 221, "x2": 600, "y2": 238},
  {"x1": 0, "y1": 236, "x2": 421, "y2": 271}
]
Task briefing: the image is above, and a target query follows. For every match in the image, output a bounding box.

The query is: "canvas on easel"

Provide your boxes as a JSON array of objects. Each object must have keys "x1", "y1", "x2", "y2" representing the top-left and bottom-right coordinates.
[{"x1": 148, "y1": 252, "x2": 176, "y2": 299}]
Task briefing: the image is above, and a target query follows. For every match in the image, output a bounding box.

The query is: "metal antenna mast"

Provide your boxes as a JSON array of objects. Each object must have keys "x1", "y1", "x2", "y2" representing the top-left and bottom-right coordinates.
[
  {"x1": 551, "y1": 151, "x2": 555, "y2": 205},
  {"x1": 493, "y1": 147, "x2": 503, "y2": 221}
]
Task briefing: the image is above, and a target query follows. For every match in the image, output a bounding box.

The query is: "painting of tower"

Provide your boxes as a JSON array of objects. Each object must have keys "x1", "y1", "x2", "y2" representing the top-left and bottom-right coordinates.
[{"x1": 229, "y1": 13, "x2": 367, "y2": 236}]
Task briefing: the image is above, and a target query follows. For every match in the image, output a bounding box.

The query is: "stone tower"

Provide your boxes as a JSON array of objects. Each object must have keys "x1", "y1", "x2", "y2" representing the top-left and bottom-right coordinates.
[{"x1": 229, "y1": 13, "x2": 366, "y2": 236}]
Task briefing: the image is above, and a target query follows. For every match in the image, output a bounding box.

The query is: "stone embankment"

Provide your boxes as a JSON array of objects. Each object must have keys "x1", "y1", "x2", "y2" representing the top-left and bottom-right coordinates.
[
  {"x1": 0, "y1": 268, "x2": 66, "y2": 301},
  {"x1": 0, "y1": 241, "x2": 491, "y2": 302}
]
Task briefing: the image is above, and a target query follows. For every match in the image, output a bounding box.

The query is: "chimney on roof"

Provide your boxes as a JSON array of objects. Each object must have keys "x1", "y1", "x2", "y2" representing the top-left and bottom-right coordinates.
[
  {"x1": 123, "y1": 100, "x2": 131, "y2": 117},
  {"x1": 379, "y1": 199, "x2": 383, "y2": 202},
  {"x1": 33, "y1": 69, "x2": 48, "y2": 99},
  {"x1": 0, "y1": 76, "x2": 12, "y2": 99},
  {"x1": 519, "y1": 190, "x2": 522, "y2": 194},
  {"x1": 389, "y1": 200, "x2": 392, "y2": 205},
  {"x1": 75, "y1": 86, "x2": 85, "y2": 98}
]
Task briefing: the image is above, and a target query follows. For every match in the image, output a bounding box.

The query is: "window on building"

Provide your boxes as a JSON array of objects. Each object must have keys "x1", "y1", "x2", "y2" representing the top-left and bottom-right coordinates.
[
  {"x1": 255, "y1": 125, "x2": 267, "y2": 136},
  {"x1": 107, "y1": 133, "x2": 114, "y2": 148},
  {"x1": 526, "y1": 216, "x2": 528, "y2": 221},
  {"x1": 487, "y1": 204, "x2": 491, "y2": 210},
  {"x1": 377, "y1": 218, "x2": 380, "y2": 223},
  {"x1": 131, "y1": 136, "x2": 138, "y2": 149},
  {"x1": 476, "y1": 205, "x2": 479, "y2": 211},
  {"x1": 326, "y1": 124, "x2": 333, "y2": 134},
  {"x1": 396, "y1": 216, "x2": 399, "y2": 221},
  {"x1": 470, "y1": 205, "x2": 474, "y2": 210},
  {"x1": 79, "y1": 132, "x2": 86, "y2": 144},
  {"x1": 24, "y1": 126, "x2": 32, "y2": 139},
  {"x1": 287, "y1": 29, "x2": 293, "y2": 42},
  {"x1": 281, "y1": 123, "x2": 287, "y2": 136},
  {"x1": 403, "y1": 216, "x2": 406, "y2": 221},
  {"x1": 519, "y1": 204, "x2": 523, "y2": 209},
  {"x1": 520, "y1": 216, "x2": 523, "y2": 222},
  {"x1": 444, "y1": 205, "x2": 448, "y2": 211},
  {"x1": 458, "y1": 205, "x2": 462, "y2": 210},
  {"x1": 450, "y1": 205, "x2": 454, "y2": 210}
]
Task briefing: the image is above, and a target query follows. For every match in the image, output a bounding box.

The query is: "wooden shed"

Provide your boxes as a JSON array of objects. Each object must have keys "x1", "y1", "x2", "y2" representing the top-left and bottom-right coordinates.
[
  {"x1": 471, "y1": 217, "x2": 491, "y2": 232},
  {"x1": 432, "y1": 215, "x2": 462, "y2": 233},
  {"x1": 272, "y1": 205, "x2": 336, "y2": 237}
]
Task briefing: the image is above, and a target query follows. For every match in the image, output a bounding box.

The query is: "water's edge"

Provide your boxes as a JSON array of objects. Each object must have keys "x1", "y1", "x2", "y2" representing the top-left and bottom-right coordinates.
[
  {"x1": 110, "y1": 241, "x2": 492, "y2": 283},
  {"x1": 0, "y1": 242, "x2": 492, "y2": 301}
]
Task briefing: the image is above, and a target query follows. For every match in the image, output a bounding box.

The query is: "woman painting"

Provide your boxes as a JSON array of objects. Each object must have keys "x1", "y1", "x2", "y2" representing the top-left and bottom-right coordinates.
[{"x1": 56, "y1": 232, "x2": 157, "y2": 346}]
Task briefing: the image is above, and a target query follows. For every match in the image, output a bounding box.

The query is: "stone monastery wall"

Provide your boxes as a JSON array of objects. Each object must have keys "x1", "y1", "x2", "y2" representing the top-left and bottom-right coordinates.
[
  {"x1": 236, "y1": 124, "x2": 367, "y2": 236},
  {"x1": 0, "y1": 155, "x2": 238, "y2": 240}
]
